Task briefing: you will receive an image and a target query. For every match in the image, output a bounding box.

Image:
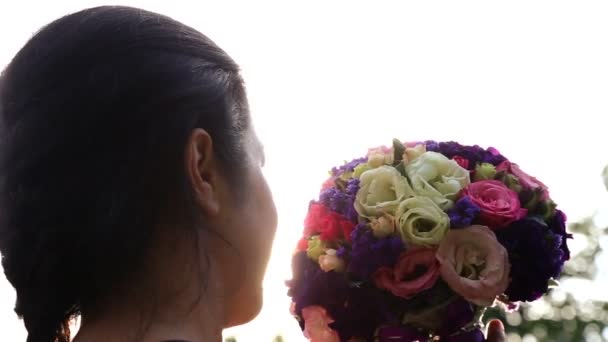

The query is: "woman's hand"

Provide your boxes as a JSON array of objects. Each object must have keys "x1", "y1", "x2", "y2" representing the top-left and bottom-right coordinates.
[{"x1": 486, "y1": 320, "x2": 506, "y2": 342}]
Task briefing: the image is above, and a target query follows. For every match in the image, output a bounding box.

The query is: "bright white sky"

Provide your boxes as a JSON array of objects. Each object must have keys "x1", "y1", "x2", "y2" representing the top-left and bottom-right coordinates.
[{"x1": 1, "y1": 1, "x2": 607, "y2": 341}]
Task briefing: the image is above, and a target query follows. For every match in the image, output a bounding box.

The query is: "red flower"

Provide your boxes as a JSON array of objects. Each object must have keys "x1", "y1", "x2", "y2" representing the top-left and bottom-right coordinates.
[
  {"x1": 303, "y1": 203, "x2": 327, "y2": 236},
  {"x1": 453, "y1": 155, "x2": 470, "y2": 170},
  {"x1": 303, "y1": 203, "x2": 355, "y2": 243},
  {"x1": 296, "y1": 237, "x2": 310, "y2": 252},
  {"x1": 321, "y1": 177, "x2": 336, "y2": 191}
]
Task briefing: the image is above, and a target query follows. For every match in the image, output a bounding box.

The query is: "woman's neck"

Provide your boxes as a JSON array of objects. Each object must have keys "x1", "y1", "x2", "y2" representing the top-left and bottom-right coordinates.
[
  {"x1": 74, "y1": 231, "x2": 229, "y2": 342},
  {"x1": 74, "y1": 307, "x2": 223, "y2": 342},
  {"x1": 74, "y1": 280, "x2": 226, "y2": 342}
]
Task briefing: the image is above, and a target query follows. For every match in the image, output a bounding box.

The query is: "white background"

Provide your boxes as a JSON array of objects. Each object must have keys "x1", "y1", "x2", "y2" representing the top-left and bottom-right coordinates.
[{"x1": 1, "y1": 1, "x2": 607, "y2": 341}]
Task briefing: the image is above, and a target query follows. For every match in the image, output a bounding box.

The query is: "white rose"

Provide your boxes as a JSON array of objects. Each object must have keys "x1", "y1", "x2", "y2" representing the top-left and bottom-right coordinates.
[
  {"x1": 355, "y1": 166, "x2": 414, "y2": 218},
  {"x1": 405, "y1": 151, "x2": 470, "y2": 210},
  {"x1": 396, "y1": 196, "x2": 450, "y2": 246}
]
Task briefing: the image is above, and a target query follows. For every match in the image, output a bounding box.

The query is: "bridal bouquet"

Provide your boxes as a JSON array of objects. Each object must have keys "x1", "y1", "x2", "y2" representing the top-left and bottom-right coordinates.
[{"x1": 287, "y1": 140, "x2": 571, "y2": 342}]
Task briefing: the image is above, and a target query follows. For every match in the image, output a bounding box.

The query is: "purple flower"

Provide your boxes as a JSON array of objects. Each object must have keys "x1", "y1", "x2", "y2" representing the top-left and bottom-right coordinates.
[
  {"x1": 287, "y1": 252, "x2": 350, "y2": 321},
  {"x1": 425, "y1": 141, "x2": 506, "y2": 169},
  {"x1": 496, "y1": 217, "x2": 567, "y2": 301},
  {"x1": 287, "y1": 252, "x2": 396, "y2": 341},
  {"x1": 330, "y1": 287, "x2": 398, "y2": 341},
  {"x1": 347, "y1": 224, "x2": 405, "y2": 280},
  {"x1": 485, "y1": 147, "x2": 506, "y2": 166},
  {"x1": 345, "y1": 178, "x2": 360, "y2": 196},
  {"x1": 438, "y1": 298, "x2": 477, "y2": 336},
  {"x1": 448, "y1": 196, "x2": 481, "y2": 228},
  {"x1": 376, "y1": 326, "x2": 429, "y2": 342},
  {"x1": 336, "y1": 246, "x2": 349, "y2": 259},
  {"x1": 319, "y1": 178, "x2": 361, "y2": 223},
  {"x1": 331, "y1": 157, "x2": 367, "y2": 177},
  {"x1": 548, "y1": 210, "x2": 572, "y2": 261},
  {"x1": 425, "y1": 140, "x2": 440, "y2": 152},
  {"x1": 442, "y1": 329, "x2": 485, "y2": 342}
]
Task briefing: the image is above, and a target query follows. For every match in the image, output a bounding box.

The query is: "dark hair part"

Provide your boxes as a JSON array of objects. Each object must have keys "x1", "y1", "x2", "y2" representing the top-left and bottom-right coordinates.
[{"x1": 0, "y1": 6, "x2": 250, "y2": 342}]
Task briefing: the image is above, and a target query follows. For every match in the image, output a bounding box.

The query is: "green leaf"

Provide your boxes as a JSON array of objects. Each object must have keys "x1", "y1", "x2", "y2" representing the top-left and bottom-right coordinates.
[
  {"x1": 353, "y1": 163, "x2": 372, "y2": 178},
  {"x1": 496, "y1": 171, "x2": 523, "y2": 193},
  {"x1": 474, "y1": 163, "x2": 497, "y2": 181},
  {"x1": 335, "y1": 177, "x2": 347, "y2": 191},
  {"x1": 547, "y1": 278, "x2": 560, "y2": 289},
  {"x1": 401, "y1": 281, "x2": 458, "y2": 332},
  {"x1": 528, "y1": 215, "x2": 549, "y2": 227},
  {"x1": 538, "y1": 200, "x2": 558, "y2": 221},
  {"x1": 395, "y1": 162, "x2": 408, "y2": 178},
  {"x1": 520, "y1": 188, "x2": 544, "y2": 211},
  {"x1": 603, "y1": 164, "x2": 608, "y2": 191},
  {"x1": 393, "y1": 138, "x2": 406, "y2": 164}
]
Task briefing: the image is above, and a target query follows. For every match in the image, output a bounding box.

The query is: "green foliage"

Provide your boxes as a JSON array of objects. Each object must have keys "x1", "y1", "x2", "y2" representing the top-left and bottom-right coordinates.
[
  {"x1": 485, "y1": 293, "x2": 608, "y2": 341},
  {"x1": 393, "y1": 138, "x2": 406, "y2": 164},
  {"x1": 603, "y1": 165, "x2": 608, "y2": 191}
]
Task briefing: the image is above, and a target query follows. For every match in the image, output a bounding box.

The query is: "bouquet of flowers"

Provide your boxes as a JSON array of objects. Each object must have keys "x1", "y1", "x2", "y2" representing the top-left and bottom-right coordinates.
[{"x1": 287, "y1": 140, "x2": 571, "y2": 342}]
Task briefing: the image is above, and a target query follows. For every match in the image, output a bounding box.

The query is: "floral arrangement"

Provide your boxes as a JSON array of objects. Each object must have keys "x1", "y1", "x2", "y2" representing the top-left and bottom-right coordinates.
[{"x1": 286, "y1": 140, "x2": 571, "y2": 342}]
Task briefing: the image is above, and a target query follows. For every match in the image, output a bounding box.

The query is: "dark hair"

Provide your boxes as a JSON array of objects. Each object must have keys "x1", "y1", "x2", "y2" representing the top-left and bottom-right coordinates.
[{"x1": 0, "y1": 6, "x2": 250, "y2": 342}]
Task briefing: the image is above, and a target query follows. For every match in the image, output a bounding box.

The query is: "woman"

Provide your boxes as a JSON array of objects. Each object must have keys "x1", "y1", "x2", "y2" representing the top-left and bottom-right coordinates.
[
  {"x1": 0, "y1": 6, "x2": 504, "y2": 342},
  {"x1": 0, "y1": 6, "x2": 276, "y2": 342}
]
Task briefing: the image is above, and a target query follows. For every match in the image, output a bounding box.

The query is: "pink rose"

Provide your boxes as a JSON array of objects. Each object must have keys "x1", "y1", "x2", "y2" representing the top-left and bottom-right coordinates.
[
  {"x1": 436, "y1": 225, "x2": 510, "y2": 306},
  {"x1": 462, "y1": 180, "x2": 527, "y2": 229},
  {"x1": 373, "y1": 248, "x2": 440, "y2": 299},
  {"x1": 497, "y1": 161, "x2": 549, "y2": 200},
  {"x1": 302, "y1": 306, "x2": 340, "y2": 342}
]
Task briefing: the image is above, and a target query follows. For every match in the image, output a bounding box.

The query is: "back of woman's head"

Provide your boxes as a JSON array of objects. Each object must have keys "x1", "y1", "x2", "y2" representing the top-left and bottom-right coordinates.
[{"x1": 0, "y1": 6, "x2": 250, "y2": 342}]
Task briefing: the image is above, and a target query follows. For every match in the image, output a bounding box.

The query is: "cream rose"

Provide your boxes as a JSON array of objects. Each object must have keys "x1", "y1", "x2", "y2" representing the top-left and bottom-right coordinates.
[
  {"x1": 406, "y1": 151, "x2": 471, "y2": 210},
  {"x1": 355, "y1": 166, "x2": 414, "y2": 217},
  {"x1": 367, "y1": 146, "x2": 394, "y2": 168},
  {"x1": 403, "y1": 144, "x2": 427, "y2": 164},
  {"x1": 435, "y1": 225, "x2": 510, "y2": 306},
  {"x1": 395, "y1": 196, "x2": 450, "y2": 246},
  {"x1": 318, "y1": 249, "x2": 345, "y2": 272},
  {"x1": 301, "y1": 306, "x2": 340, "y2": 342},
  {"x1": 370, "y1": 214, "x2": 397, "y2": 238}
]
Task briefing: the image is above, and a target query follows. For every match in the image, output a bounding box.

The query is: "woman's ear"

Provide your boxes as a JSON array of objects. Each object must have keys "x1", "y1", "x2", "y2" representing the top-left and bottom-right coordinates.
[{"x1": 185, "y1": 128, "x2": 220, "y2": 216}]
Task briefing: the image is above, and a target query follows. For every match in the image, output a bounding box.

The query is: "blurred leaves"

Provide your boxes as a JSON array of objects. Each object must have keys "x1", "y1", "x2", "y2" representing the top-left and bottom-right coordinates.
[
  {"x1": 485, "y1": 293, "x2": 608, "y2": 341},
  {"x1": 603, "y1": 165, "x2": 608, "y2": 192},
  {"x1": 566, "y1": 216, "x2": 604, "y2": 280}
]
